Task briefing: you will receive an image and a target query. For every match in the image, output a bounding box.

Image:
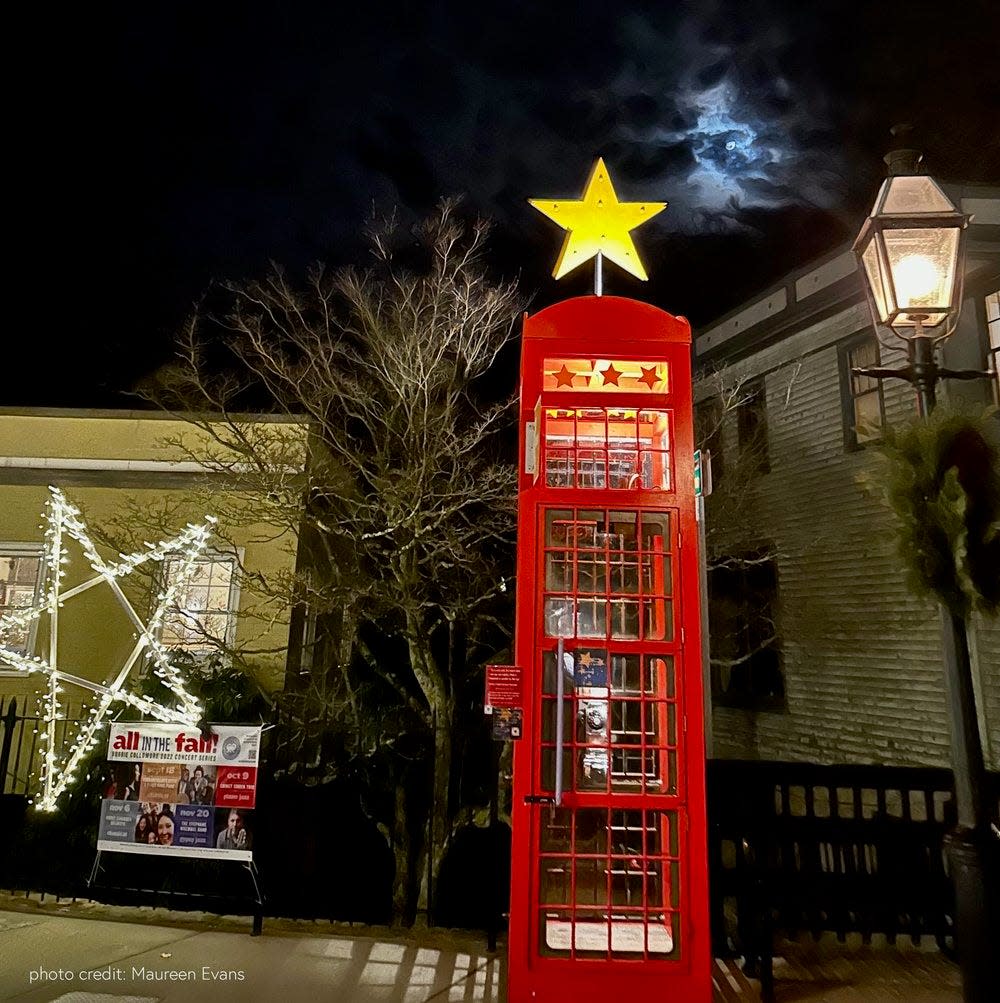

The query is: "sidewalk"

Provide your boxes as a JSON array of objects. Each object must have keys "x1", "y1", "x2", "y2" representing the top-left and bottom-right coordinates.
[
  {"x1": 0, "y1": 898, "x2": 962, "y2": 1002},
  {"x1": 1, "y1": 904, "x2": 502, "y2": 1003}
]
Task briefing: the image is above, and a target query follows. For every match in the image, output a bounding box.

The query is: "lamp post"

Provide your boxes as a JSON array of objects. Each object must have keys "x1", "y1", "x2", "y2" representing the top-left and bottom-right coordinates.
[{"x1": 852, "y1": 142, "x2": 997, "y2": 1003}]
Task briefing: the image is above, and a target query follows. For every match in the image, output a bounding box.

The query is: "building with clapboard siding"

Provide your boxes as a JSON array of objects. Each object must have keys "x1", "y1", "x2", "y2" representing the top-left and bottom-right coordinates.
[{"x1": 694, "y1": 184, "x2": 1000, "y2": 770}]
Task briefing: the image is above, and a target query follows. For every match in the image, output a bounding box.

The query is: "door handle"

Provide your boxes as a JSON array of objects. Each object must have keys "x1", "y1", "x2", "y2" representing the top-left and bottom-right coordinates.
[{"x1": 524, "y1": 795, "x2": 556, "y2": 805}]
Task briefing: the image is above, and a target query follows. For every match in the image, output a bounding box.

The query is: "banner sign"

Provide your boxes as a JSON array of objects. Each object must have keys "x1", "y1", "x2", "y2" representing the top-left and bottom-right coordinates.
[
  {"x1": 484, "y1": 664, "x2": 523, "y2": 714},
  {"x1": 97, "y1": 722, "x2": 261, "y2": 861}
]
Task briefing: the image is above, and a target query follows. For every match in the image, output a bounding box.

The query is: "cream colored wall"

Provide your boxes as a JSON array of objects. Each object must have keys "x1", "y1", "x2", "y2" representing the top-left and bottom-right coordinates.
[
  {"x1": 0, "y1": 412, "x2": 305, "y2": 466},
  {"x1": 0, "y1": 414, "x2": 306, "y2": 715}
]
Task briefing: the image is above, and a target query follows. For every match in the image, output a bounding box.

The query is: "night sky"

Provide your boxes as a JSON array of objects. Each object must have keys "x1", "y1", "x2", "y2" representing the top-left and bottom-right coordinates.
[{"x1": 20, "y1": 0, "x2": 1000, "y2": 406}]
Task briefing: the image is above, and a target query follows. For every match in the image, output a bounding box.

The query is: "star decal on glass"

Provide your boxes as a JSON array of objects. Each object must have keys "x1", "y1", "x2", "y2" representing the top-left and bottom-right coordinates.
[
  {"x1": 554, "y1": 364, "x2": 576, "y2": 388},
  {"x1": 0, "y1": 487, "x2": 216, "y2": 810},
  {"x1": 600, "y1": 364, "x2": 622, "y2": 386},
  {"x1": 639, "y1": 366, "x2": 661, "y2": 390}
]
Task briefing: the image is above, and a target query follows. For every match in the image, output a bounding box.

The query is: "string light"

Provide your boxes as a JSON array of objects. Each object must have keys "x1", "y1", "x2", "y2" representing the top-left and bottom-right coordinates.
[{"x1": 0, "y1": 487, "x2": 217, "y2": 811}]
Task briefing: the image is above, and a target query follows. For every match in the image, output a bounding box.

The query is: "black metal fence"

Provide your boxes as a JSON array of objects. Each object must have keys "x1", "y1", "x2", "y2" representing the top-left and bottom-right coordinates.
[
  {"x1": 2, "y1": 694, "x2": 997, "y2": 953},
  {"x1": 707, "y1": 758, "x2": 1000, "y2": 1000},
  {"x1": 1, "y1": 697, "x2": 86, "y2": 797}
]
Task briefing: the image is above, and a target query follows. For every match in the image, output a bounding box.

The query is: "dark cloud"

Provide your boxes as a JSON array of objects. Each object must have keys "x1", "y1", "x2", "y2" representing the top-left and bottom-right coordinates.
[{"x1": 12, "y1": 0, "x2": 1000, "y2": 405}]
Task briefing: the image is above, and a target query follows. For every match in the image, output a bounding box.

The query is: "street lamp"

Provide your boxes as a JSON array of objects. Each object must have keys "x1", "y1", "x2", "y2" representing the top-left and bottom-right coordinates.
[
  {"x1": 851, "y1": 144, "x2": 990, "y2": 415},
  {"x1": 853, "y1": 142, "x2": 997, "y2": 1003}
]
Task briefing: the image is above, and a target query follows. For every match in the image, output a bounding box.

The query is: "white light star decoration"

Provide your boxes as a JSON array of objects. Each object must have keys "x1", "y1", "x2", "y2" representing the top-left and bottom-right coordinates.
[{"x1": 0, "y1": 487, "x2": 217, "y2": 811}]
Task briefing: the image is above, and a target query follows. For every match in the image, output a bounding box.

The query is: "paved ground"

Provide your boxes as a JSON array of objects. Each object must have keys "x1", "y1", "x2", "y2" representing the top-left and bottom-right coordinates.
[
  {"x1": 1, "y1": 906, "x2": 501, "y2": 1003},
  {"x1": 0, "y1": 899, "x2": 962, "y2": 1002},
  {"x1": 738, "y1": 937, "x2": 960, "y2": 1002}
]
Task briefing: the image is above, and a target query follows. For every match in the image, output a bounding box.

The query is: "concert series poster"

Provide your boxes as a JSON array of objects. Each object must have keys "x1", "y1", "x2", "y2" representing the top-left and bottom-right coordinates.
[{"x1": 96, "y1": 722, "x2": 261, "y2": 861}]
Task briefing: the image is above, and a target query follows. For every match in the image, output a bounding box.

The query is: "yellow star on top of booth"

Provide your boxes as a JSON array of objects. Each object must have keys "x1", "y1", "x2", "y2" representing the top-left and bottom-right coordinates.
[{"x1": 529, "y1": 158, "x2": 666, "y2": 281}]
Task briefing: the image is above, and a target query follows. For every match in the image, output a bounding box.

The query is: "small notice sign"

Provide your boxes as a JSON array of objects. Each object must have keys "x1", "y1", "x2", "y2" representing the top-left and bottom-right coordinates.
[
  {"x1": 485, "y1": 664, "x2": 523, "y2": 715},
  {"x1": 492, "y1": 707, "x2": 523, "y2": 741}
]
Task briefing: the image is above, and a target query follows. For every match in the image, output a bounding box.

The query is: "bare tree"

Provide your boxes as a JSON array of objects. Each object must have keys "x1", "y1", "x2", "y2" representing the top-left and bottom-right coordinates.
[
  {"x1": 138, "y1": 201, "x2": 524, "y2": 923},
  {"x1": 694, "y1": 365, "x2": 802, "y2": 709}
]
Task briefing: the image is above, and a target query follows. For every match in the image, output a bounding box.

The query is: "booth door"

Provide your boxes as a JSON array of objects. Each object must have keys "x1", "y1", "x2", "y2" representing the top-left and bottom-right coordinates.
[{"x1": 529, "y1": 504, "x2": 687, "y2": 964}]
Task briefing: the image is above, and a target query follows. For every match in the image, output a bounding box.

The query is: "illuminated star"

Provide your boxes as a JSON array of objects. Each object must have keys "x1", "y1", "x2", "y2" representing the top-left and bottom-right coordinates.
[
  {"x1": 554, "y1": 364, "x2": 576, "y2": 388},
  {"x1": 0, "y1": 487, "x2": 214, "y2": 810},
  {"x1": 601, "y1": 364, "x2": 622, "y2": 386},
  {"x1": 529, "y1": 157, "x2": 667, "y2": 281},
  {"x1": 639, "y1": 366, "x2": 660, "y2": 390}
]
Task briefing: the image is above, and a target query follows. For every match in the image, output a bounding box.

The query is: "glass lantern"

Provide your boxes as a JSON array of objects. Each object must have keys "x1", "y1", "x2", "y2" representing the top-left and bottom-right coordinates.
[{"x1": 853, "y1": 173, "x2": 969, "y2": 334}]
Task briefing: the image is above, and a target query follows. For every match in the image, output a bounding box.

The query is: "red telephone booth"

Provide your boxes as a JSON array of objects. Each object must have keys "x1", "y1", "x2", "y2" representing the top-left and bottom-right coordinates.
[{"x1": 508, "y1": 295, "x2": 711, "y2": 1002}]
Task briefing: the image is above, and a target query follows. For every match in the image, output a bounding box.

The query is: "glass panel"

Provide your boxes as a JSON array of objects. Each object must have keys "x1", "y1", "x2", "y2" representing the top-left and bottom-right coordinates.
[
  {"x1": 861, "y1": 239, "x2": 889, "y2": 322},
  {"x1": 540, "y1": 409, "x2": 672, "y2": 492},
  {"x1": 609, "y1": 599, "x2": 640, "y2": 639},
  {"x1": 640, "y1": 512, "x2": 670, "y2": 550},
  {"x1": 0, "y1": 553, "x2": 43, "y2": 653},
  {"x1": 545, "y1": 450, "x2": 571, "y2": 487},
  {"x1": 541, "y1": 746, "x2": 573, "y2": 793},
  {"x1": 880, "y1": 175, "x2": 956, "y2": 215},
  {"x1": 161, "y1": 556, "x2": 236, "y2": 649},
  {"x1": 882, "y1": 227, "x2": 959, "y2": 320},
  {"x1": 542, "y1": 508, "x2": 673, "y2": 642},
  {"x1": 608, "y1": 548, "x2": 638, "y2": 594},
  {"x1": 638, "y1": 411, "x2": 671, "y2": 490},
  {"x1": 849, "y1": 338, "x2": 880, "y2": 393},
  {"x1": 544, "y1": 598, "x2": 575, "y2": 638},
  {"x1": 544, "y1": 549, "x2": 573, "y2": 591},
  {"x1": 540, "y1": 860, "x2": 571, "y2": 905},
  {"x1": 854, "y1": 391, "x2": 883, "y2": 442},
  {"x1": 540, "y1": 908, "x2": 575, "y2": 956},
  {"x1": 541, "y1": 695, "x2": 573, "y2": 741},
  {"x1": 540, "y1": 807, "x2": 572, "y2": 852},
  {"x1": 642, "y1": 598, "x2": 673, "y2": 641},
  {"x1": 610, "y1": 653, "x2": 646, "y2": 693},
  {"x1": 576, "y1": 599, "x2": 607, "y2": 638},
  {"x1": 574, "y1": 858, "x2": 610, "y2": 906},
  {"x1": 547, "y1": 648, "x2": 679, "y2": 795},
  {"x1": 542, "y1": 649, "x2": 570, "y2": 696},
  {"x1": 987, "y1": 290, "x2": 1000, "y2": 326},
  {"x1": 986, "y1": 291, "x2": 999, "y2": 361},
  {"x1": 537, "y1": 809, "x2": 682, "y2": 960}
]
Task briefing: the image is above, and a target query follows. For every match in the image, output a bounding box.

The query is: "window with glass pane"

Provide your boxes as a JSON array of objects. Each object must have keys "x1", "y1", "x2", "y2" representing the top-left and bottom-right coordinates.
[
  {"x1": 542, "y1": 409, "x2": 672, "y2": 491},
  {"x1": 987, "y1": 290, "x2": 999, "y2": 403},
  {"x1": 0, "y1": 550, "x2": 43, "y2": 655},
  {"x1": 543, "y1": 509, "x2": 673, "y2": 642},
  {"x1": 736, "y1": 378, "x2": 769, "y2": 475},
  {"x1": 841, "y1": 334, "x2": 885, "y2": 448},
  {"x1": 539, "y1": 506, "x2": 679, "y2": 798},
  {"x1": 160, "y1": 555, "x2": 237, "y2": 650},
  {"x1": 538, "y1": 807, "x2": 681, "y2": 960},
  {"x1": 540, "y1": 649, "x2": 678, "y2": 797}
]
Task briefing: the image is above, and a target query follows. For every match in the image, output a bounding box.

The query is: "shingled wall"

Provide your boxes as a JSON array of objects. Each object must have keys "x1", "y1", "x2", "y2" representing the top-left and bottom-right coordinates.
[{"x1": 698, "y1": 294, "x2": 1000, "y2": 771}]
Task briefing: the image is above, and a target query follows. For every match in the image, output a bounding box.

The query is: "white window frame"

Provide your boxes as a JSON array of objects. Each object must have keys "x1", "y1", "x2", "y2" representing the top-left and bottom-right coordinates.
[
  {"x1": 157, "y1": 549, "x2": 243, "y2": 654},
  {"x1": 986, "y1": 289, "x2": 1000, "y2": 404},
  {"x1": 0, "y1": 543, "x2": 46, "y2": 673}
]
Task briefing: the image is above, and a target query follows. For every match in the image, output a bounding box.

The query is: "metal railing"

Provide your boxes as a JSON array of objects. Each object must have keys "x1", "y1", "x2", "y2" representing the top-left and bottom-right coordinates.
[{"x1": 0, "y1": 696, "x2": 85, "y2": 796}]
